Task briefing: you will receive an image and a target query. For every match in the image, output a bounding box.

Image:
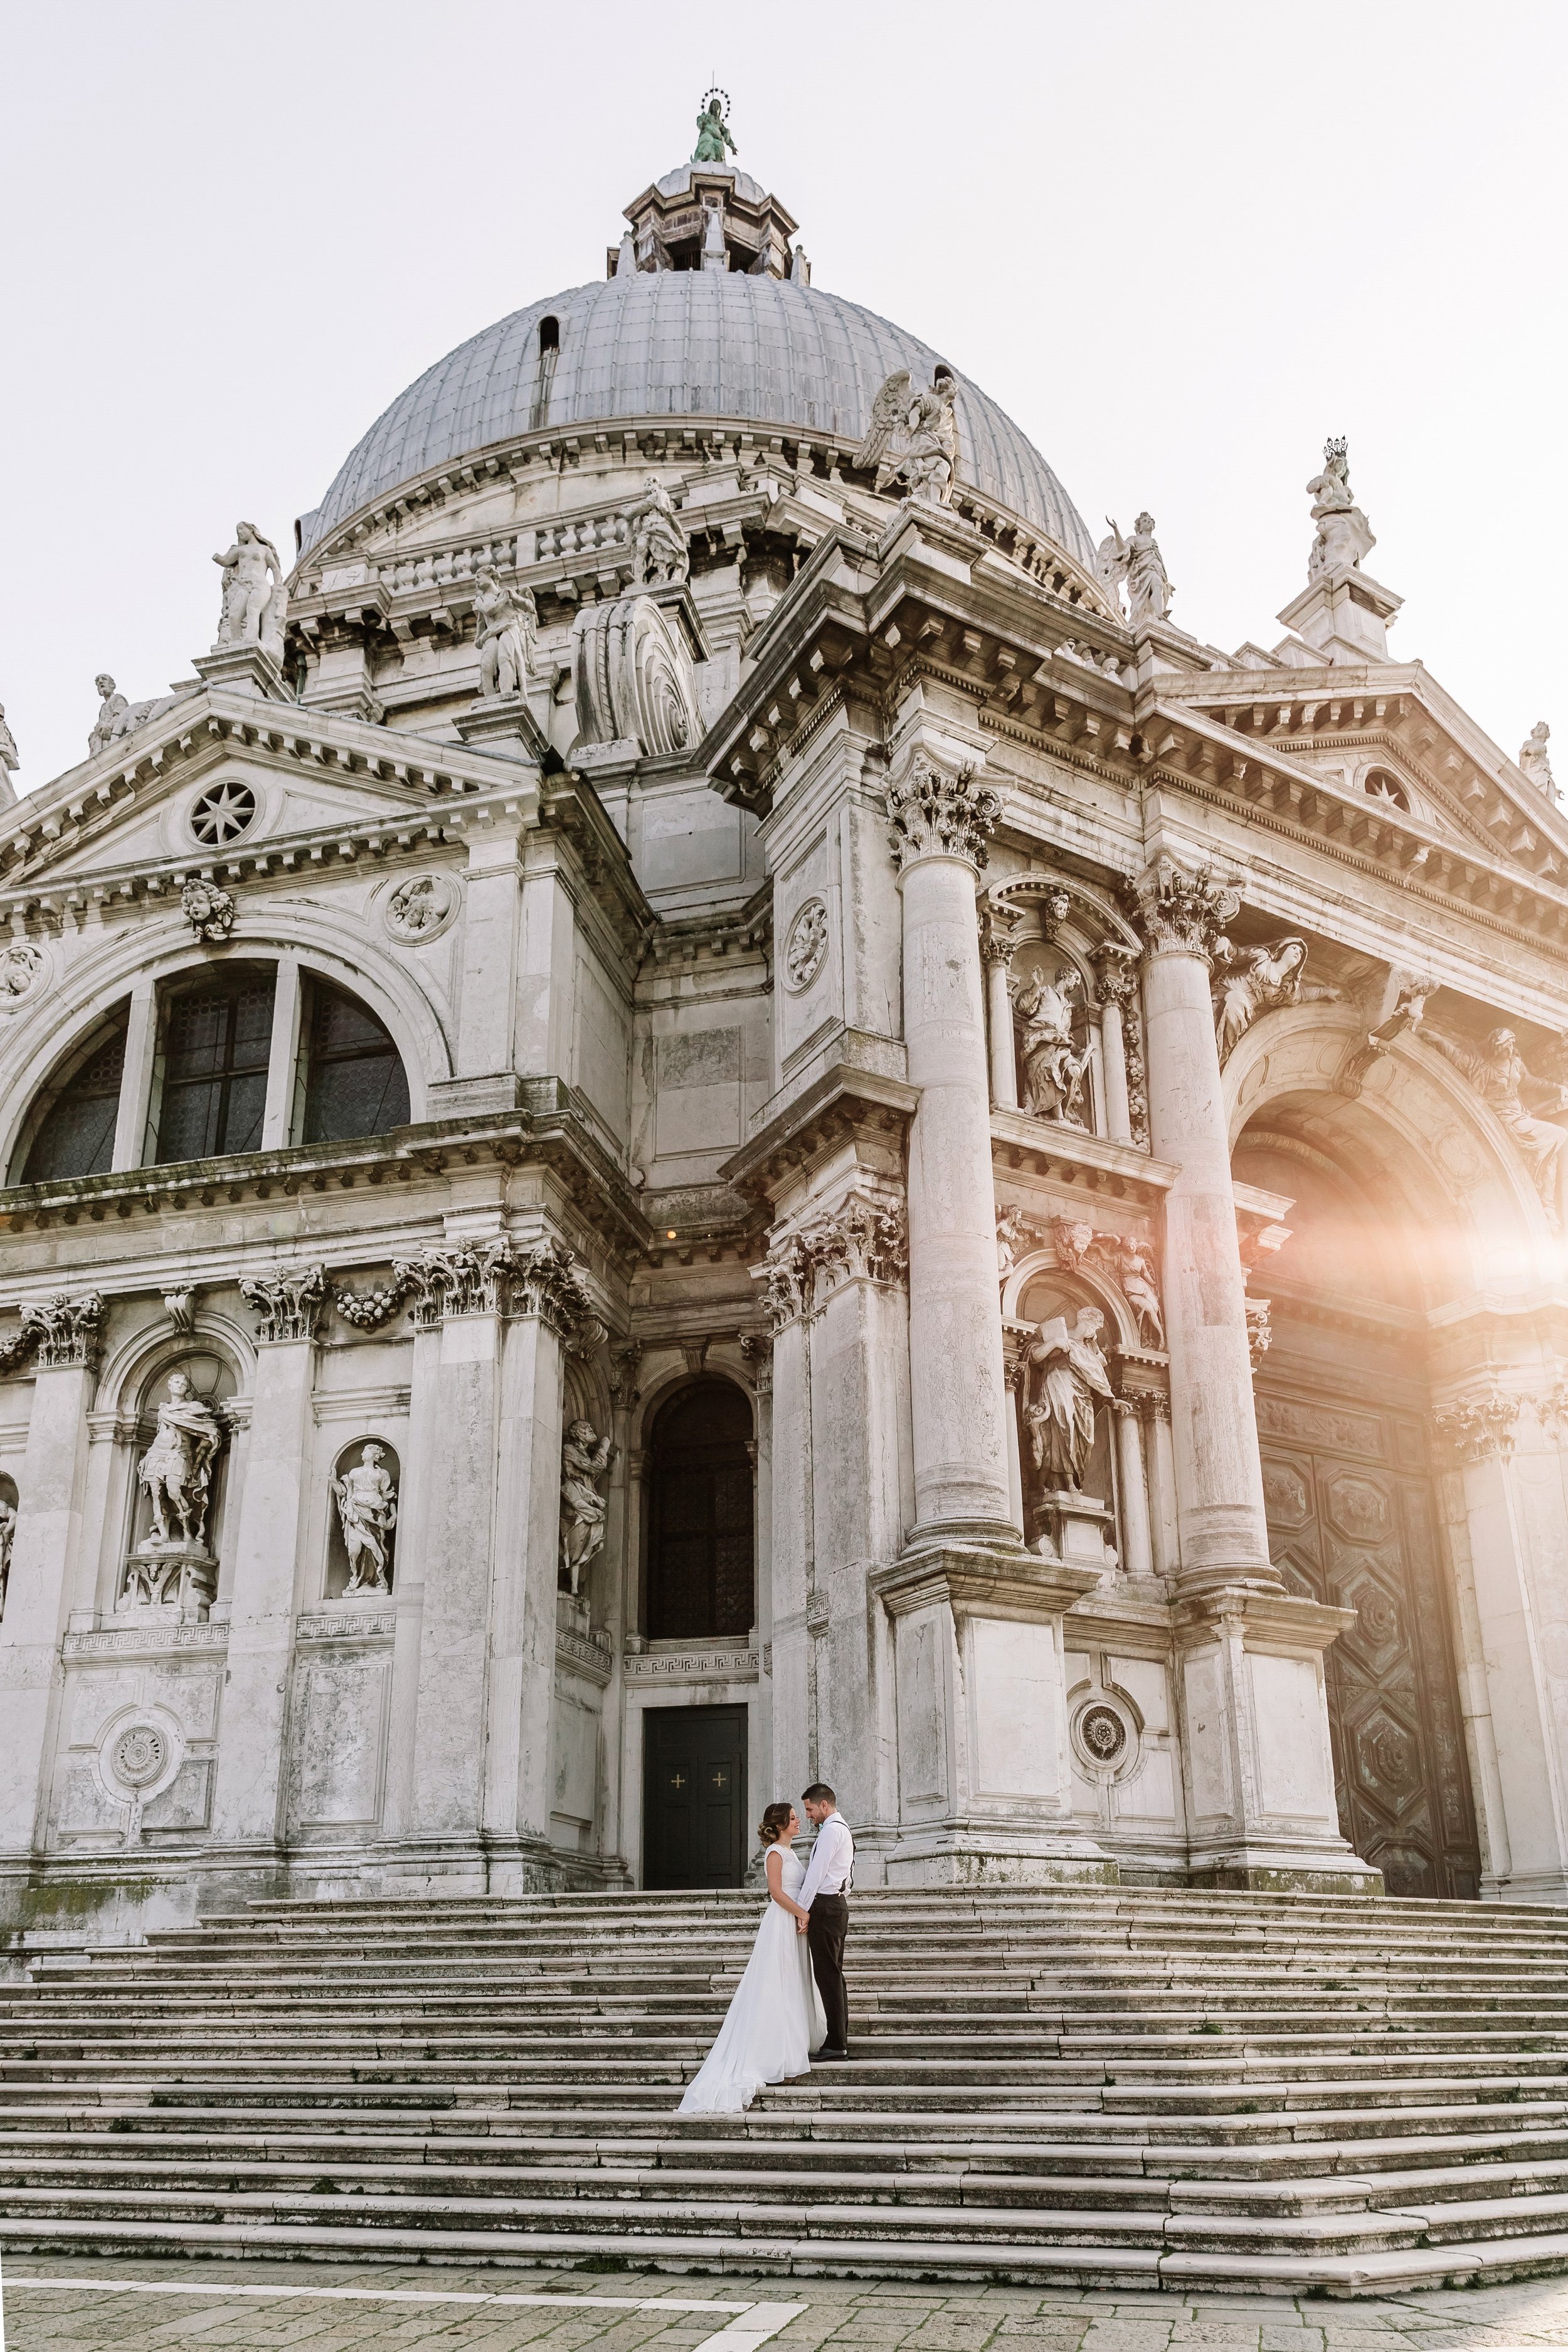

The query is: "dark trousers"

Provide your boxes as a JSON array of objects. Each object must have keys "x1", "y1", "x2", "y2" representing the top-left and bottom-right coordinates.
[{"x1": 807, "y1": 1893, "x2": 849, "y2": 2051}]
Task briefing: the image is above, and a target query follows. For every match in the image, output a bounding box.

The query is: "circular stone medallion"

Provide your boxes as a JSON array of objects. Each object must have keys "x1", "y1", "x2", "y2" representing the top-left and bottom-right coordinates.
[
  {"x1": 783, "y1": 898, "x2": 829, "y2": 992},
  {"x1": 110, "y1": 1724, "x2": 168, "y2": 1789},
  {"x1": 384, "y1": 872, "x2": 459, "y2": 944}
]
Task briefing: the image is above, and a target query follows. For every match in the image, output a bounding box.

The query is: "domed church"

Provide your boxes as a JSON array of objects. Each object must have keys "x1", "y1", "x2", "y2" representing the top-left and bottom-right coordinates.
[{"x1": 3, "y1": 110, "x2": 1567, "y2": 1954}]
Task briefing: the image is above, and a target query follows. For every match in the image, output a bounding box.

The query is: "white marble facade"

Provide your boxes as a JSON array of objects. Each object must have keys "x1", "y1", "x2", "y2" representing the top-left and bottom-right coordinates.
[{"x1": 3, "y1": 145, "x2": 1568, "y2": 1957}]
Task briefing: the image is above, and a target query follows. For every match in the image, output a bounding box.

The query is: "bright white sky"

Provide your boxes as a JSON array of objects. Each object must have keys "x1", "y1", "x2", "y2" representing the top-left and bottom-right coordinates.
[{"x1": 2, "y1": 1, "x2": 1563, "y2": 793}]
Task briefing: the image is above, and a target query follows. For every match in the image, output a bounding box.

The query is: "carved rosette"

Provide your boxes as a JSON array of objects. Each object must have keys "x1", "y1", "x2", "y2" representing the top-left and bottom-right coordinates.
[
  {"x1": 885, "y1": 755, "x2": 1000, "y2": 873},
  {"x1": 1434, "y1": 1389, "x2": 1520, "y2": 1465},
  {"x1": 240, "y1": 1266, "x2": 327, "y2": 1344},
  {"x1": 1131, "y1": 857, "x2": 1240, "y2": 962}
]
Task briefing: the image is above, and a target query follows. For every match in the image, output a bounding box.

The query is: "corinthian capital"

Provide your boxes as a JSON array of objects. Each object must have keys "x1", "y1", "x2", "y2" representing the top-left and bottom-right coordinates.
[
  {"x1": 886, "y1": 753, "x2": 1000, "y2": 874},
  {"x1": 1131, "y1": 856, "x2": 1240, "y2": 962},
  {"x1": 240, "y1": 1266, "x2": 327, "y2": 1344}
]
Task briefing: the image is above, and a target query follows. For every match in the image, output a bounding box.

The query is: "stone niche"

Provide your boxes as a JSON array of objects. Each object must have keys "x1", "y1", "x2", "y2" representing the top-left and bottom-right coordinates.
[
  {"x1": 1014, "y1": 1271, "x2": 1122, "y2": 1571},
  {"x1": 117, "y1": 1351, "x2": 237, "y2": 1626}
]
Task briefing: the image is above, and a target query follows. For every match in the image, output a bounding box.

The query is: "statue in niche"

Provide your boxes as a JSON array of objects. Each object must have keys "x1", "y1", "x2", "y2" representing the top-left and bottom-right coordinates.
[
  {"x1": 0, "y1": 1491, "x2": 14, "y2": 1617},
  {"x1": 1306, "y1": 438, "x2": 1375, "y2": 578},
  {"x1": 212, "y1": 522, "x2": 284, "y2": 652},
  {"x1": 473, "y1": 563, "x2": 538, "y2": 699},
  {"x1": 623, "y1": 475, "x2": 689, "y2": 586},
  {"x1": 1520, "y1": 722, "x2": 1555, "y2": 799},
  {"x1": 855, "y1": 370, "x2": 960, "y2": 507},
  {"x1": 137, "y1": 1373, "x2": 225, "y2": 1549},
  {"x1": 1099, "y1": 514, "x2": 1173, "y2": 625},
  {"x1": 1104, "y1": 1236, "x2": 1165, "y2": 1352},
  {"x1": 1212, "y1": 937, "x2": 1342, "y2": 1063},
  {"x1": 1417, "y1": 1020, "x2": 1568, "y2": 1219},
  {"x1": 1011, "y1": 965, "x2": 1092, "y2": 1125},
  {"x1": 1023, "y1": 1307, "x2": 1125, "y2": 1496},
  {"x1": 692, "y1": 93, "x2": 738, "y2": 165},
  {"x1": 560, "y1": 1418, "x2": 615, "y2": 1596},
  {"x1": 334, "y1": 1444, "x2": 398, "y2": 1594}
]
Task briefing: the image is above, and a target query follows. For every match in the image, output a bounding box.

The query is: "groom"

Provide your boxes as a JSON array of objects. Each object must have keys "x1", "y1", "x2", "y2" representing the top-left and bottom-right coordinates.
[{"x1": 797, "y1": 1781, "x2": 853, "y2": 2060}]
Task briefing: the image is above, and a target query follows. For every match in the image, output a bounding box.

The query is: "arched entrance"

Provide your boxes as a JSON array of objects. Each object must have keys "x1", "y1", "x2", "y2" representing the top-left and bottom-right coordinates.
[{"x1": 1233, "y1": 1111, "x2": 1480, "y2": 1898}]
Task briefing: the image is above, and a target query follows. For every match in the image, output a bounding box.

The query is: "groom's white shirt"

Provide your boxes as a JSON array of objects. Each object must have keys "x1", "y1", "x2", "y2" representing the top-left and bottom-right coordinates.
[{"x1": 798, "y1": 1809, "x2": 854, "y2": 1909}]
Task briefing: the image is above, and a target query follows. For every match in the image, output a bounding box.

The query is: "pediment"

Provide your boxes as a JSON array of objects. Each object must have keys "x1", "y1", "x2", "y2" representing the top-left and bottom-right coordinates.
[{"x1": 0, "y1": 688, "x2": 527, "y2": 898}]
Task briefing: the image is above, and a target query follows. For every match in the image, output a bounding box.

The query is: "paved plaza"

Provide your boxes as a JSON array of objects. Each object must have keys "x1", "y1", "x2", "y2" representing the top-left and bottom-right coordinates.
[{"x1": 7, "y1": 2260, "x2": 1568, "y2": 2352}]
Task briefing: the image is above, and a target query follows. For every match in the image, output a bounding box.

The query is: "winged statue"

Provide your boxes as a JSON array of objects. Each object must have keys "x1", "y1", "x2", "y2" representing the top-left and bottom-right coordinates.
[{"x1": 854, "y1": 369, "x2": 960, "y2": 506}]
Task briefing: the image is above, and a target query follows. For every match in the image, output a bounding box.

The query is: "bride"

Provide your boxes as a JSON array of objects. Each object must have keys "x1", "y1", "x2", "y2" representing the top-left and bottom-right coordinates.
[{"x1": 677, "y1": 1801, "x2": 827, "y2": 2114}]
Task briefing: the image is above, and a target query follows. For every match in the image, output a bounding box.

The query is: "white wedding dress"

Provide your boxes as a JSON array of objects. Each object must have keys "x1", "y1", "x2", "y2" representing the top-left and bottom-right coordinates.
[{"x1": 677, "y1": 1847, "x2": 827, "y2": 2114}]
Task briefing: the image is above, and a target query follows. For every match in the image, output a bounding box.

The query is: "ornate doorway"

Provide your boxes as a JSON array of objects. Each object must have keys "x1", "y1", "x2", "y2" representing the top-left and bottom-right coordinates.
[{"x1": 1257, "y1": 1376, "x2": 1478, "y2": 1897}]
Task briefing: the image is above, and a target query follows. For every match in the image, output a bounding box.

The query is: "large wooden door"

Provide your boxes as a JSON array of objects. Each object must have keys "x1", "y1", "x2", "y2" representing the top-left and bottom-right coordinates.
[
  {"x1": 1255, "y1": 1381, "x2": 1480, "y2": 1899},
  {"x1": 643, "y1": 1705, "x2": 748, "y2": 1889}
]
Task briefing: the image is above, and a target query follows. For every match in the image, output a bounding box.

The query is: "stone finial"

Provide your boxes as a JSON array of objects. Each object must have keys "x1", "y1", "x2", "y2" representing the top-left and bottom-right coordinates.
[
  {"x1": 885, "y1": 753, "x2": 1000, "y2": 872},
  {"x1": 1131, "y1": 858, "x2": 1240, "y2": 962},
  {"x1": 1520, "y1": 721, "x2": 1555, "y2": 799}
]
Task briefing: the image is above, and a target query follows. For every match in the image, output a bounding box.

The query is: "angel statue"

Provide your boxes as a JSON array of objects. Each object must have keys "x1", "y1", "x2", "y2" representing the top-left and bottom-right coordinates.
[
  {"x1": 1011, "y1": 965, "x2": 1092, "y2": 1125},
  {"x1": 854, "y1": 369, "x2": 960, "y2": 507},
  {"x1": 1305, "y1": 437, "x2": 1375, "y2": 578},
  {"x1": 1098, "y1": 514, "x2": 1173, "y2": 625},
  {"x1": 1212, "y1": 937, "x2": 1342, "y2": 1064},
  {"x1": 0, "y1": 702, "x2": 18, "y2": 781},
  {"x1": 1024, "y1": 1306, "x2": 1126, "y2": 1496},
  {"x1": 213, "y1": 522, "x2": 284, "y2": 651},
  {"x1": 334, "y1": 1443, "x2": 398, "y2": 1594},
  {"x1": 692, "y1": 93, "x2": 737, "y2": 165},
  {"x1": 1417, "y1": 1020, "x2": 1568, "y2": 1221},
  {"x1": 473, "y1": 563, "x2": 538, "y2": 700},
  {"x1": 623, "y1": 474, "x2": 688, "y2": 586},
  {"x1": 560, "y1": 1418, "x2": 615, "y2": 1597},
  {"x1": 137, "y1": 1373, "x2": 225, "y2": 1549}
]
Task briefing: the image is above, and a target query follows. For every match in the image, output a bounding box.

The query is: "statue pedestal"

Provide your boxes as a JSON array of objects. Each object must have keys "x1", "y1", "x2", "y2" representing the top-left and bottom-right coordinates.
[
  {"x1": 1031, "y1": 1490, "x2": 1117, "y2": 1574},
  {"x1": 1277, "y1": 566, "x2": 1402, "y2": 665},
  {"x1": 192, "y1": 644, "x2": 288, "y2": 701},
  {"x1": 119, "y1": 1540, "x2": 218, "y2": 1623},
  {"x1": 455, "y1": 694, "x2": 553, "y2": 763}
]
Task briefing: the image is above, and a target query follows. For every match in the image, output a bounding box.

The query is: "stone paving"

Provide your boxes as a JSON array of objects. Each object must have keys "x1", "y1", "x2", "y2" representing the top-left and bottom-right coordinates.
[{"x1": 6, "y1": 2259, "x2": 1568, "y2": 2352}]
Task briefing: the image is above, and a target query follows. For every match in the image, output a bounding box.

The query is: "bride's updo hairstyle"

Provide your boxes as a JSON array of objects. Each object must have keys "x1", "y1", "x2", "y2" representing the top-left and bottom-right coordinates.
[{"x1": 757, "y1": 1801, "x2": 794, "y2": 1846}]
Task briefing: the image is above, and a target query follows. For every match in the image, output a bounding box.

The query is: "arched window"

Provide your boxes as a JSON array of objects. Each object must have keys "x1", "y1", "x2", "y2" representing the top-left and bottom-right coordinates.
[
  {"x1": 646, "y1": 1380, "x2": 755, "y2": 1640},
  {"x1": 1362, "y1": 767, "x2": 1410, "y2": 811},
  {"x1": 21, "y1": 1008, "x2": 129, "y2": 1182},
  {"x1": 300, "y1": 979, "x2": 410, "y2": 1144},
  {"x1": 531, "y1": 315, "x2": 560, "y2": 431},
  {"x1": 538, "y1": 315, "x2": 559, "y2": 356},
  {"x1": 154, "y1": 968, "x2": 275, "y2": 1163}
]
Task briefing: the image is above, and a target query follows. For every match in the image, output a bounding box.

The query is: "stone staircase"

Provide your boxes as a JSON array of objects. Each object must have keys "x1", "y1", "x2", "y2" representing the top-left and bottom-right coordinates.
[{"x1": 4, "y1": 1885, "x2": 1568, "y2": 2296}]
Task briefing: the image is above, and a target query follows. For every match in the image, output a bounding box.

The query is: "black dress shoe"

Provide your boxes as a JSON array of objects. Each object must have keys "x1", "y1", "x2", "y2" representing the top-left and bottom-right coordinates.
[{"x1": 815, "y1": 2046, "x2": 849, "y2": 2060}]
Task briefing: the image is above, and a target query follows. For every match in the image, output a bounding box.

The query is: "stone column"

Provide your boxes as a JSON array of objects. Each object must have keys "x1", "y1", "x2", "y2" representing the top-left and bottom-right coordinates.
[
  {"x1": 756, "y1": 1236, "x2": 815, "y2": 1808},
  {"x1": 0, "y1": 1296, "x2": 104, "y2": 1858},
  {"x1": 980, "y1": 913, "x2": 1020, "y2": 1113},
  {"x1": 379, "y1": 1316, "x2": 442, "y2": 1845},
  {"x1": 112, "y1": 983, "x2": 158, "y2": 1171},
  {"x1": 1133, "y1": 859, "x2": 1273, "y2": 1591},
  {"x1": 209, "y1": 1269, "x2": 326, "y2": 1851},
  {"x1": 1145, "y1": 1396, "x2": 1180, "y2": 1579},
  {"x1": 889, "y1": 751, "x2": 1015, "y2": 1544},
  {"x1": 1093, "y1": 950, "x2": 1138, "y2": 1147},
  {"x1": 1114, "y1": 1407, "x2": 1155, "y2": 1579}
]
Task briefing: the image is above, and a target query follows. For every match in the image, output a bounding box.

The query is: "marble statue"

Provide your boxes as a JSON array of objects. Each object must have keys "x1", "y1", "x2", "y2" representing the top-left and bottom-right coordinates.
[
  {"x1": 692, "y1": 93, "x2": 737, "y2": 164},
  {"x1": 212, "y1": 523, "x2": 283, "y2": 651},
  {"x1": 1012, "y1": 965, "x2": 1091, "y2": 1125},
  {"x1": 0, "y1": 704, "x2": 18, "y2": 780},
  {"x1": 333, "y1": 1443, "x2": 398, "y2": 1594},
  {"x1": 473, "y1": 563, "x2": 537, "y2": 699},
  {"x1": 559, "y1": 1418, "x2": 615, "y2": 1596},
  {"x1": 0, "y1": 1491, "x2": 14, "y2": 1616},
  {"x1": 1418, "y1": 1020, "x2": 1568, "y2": 1219},
  {"x1": 1099, "y1": 515, "x2": 1173, "y2": 624},
  {"x1": 1212, "y1": 938, "x2": 1342, "y2": 1063},
  {"x1": 624, "y1": 474, "x2": 689, "y2": 586},
  {"x1": 181, "y1": 877, "x2": 236, "y2": 943},
  {"x1": 1306, "y1": 438, "x2": 1375, "y2": 578},
  {"x1": 1106, "y1": 1236, "x2": 1165, "y2": 1352},
  {"x1": 1024, "y1": 1307, "x2": 1124, "y2": 1495},
  {"x1": 137, "y1": 1373, "x2": 224, "y2": 1548},
  {"x1": 1520, "y1": 722, "x2": 1555, "y2": 798},
  {"x1": 856, "y1": 370, "x2": 960, "y2": 506},
  {"x1": 88, "y1": 675, "x2": 131, "y2": 757}
]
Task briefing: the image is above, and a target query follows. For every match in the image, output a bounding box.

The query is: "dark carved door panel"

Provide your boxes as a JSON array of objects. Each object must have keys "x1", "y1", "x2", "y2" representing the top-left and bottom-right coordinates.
[
  {"x1": 643, "y1": 1705, "x2": 748, "y2": 1890},
  {"x1": 1255, "y1": 1384, "x2": 1480, "y2": 1899}
]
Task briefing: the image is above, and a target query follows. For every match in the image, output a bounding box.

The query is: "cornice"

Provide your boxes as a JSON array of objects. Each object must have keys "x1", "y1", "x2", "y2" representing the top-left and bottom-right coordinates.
[{"x1": 990, "y1": 1111, "x2": 1175, "y2": 1206}]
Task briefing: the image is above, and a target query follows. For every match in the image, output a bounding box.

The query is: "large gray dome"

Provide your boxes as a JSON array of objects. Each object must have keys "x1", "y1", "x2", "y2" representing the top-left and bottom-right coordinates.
[{"x1": 299, "y1": 270, "x2": 1093, "y2": 565}]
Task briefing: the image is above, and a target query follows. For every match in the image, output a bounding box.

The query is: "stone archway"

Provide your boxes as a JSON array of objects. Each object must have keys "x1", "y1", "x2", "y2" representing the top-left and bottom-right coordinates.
[{"x1": 1232, "y1": 1083, "x2": 1481, "y2": 1897}]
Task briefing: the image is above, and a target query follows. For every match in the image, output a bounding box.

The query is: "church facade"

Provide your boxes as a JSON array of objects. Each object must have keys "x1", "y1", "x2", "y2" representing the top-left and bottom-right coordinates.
[{"x1": 3, "y1": 126, "x2": 1567, "y2": 1959}]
